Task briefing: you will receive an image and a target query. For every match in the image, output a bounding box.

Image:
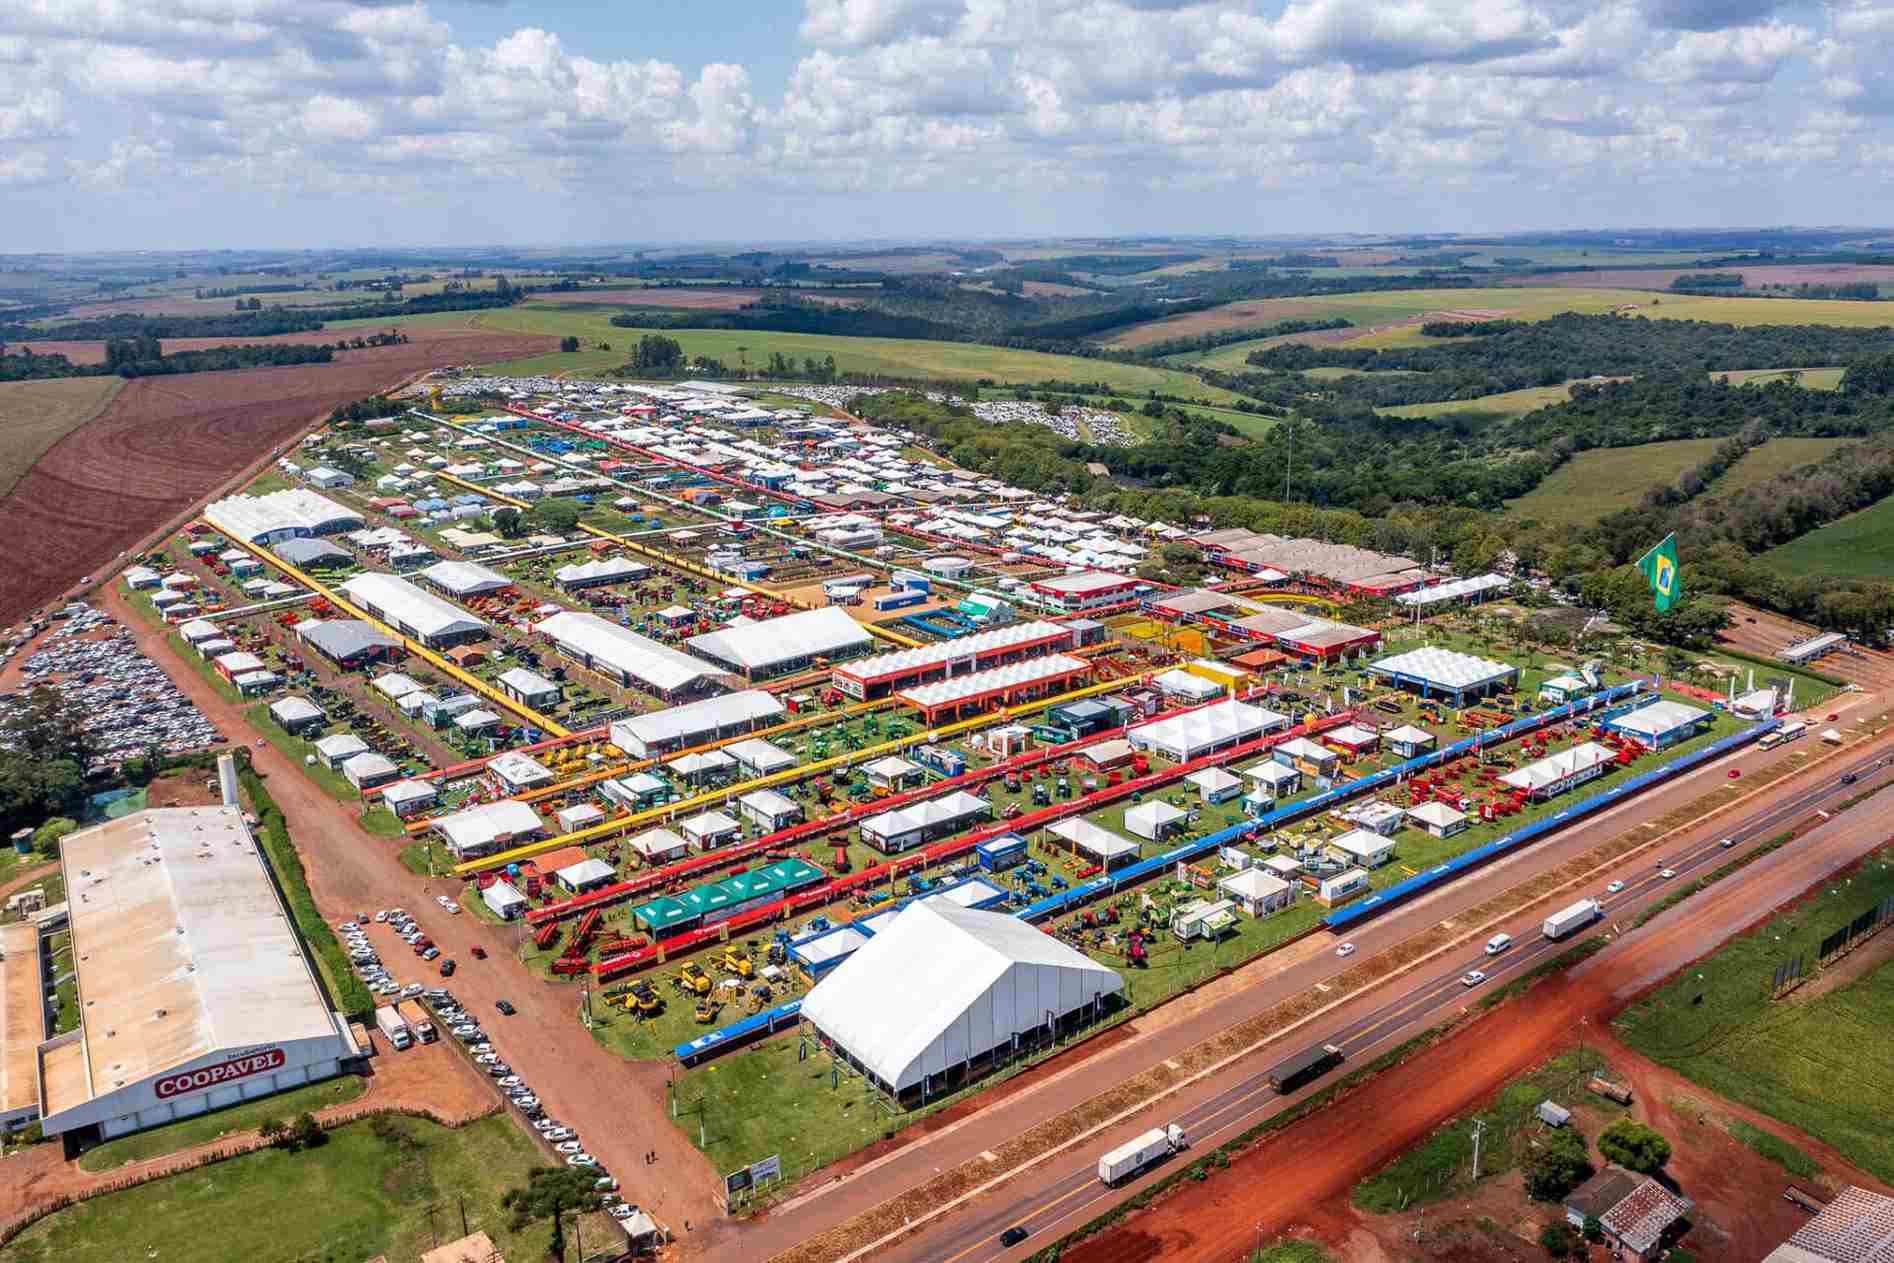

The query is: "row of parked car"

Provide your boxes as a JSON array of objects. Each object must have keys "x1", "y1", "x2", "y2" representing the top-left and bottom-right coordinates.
[{"x1": 421, "y1": 990, "x2": 639, "y2": 1222}]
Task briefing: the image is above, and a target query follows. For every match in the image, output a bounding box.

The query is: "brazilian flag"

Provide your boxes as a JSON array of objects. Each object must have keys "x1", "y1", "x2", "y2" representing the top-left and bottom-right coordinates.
[{"x1": 1637, "y1": 533, "x2": 1682, "y2": 613}]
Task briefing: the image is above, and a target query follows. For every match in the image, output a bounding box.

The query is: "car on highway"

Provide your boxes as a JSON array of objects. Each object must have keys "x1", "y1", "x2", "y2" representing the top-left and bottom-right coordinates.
[
  {"x1": 1001, "y1": 1226, "x2": 1030, "y2": 1247},
  {"x1": 1335, "y1": 943, "x2": 1355, "y2": 958},
  {"x1": 1842, "y1": 772, "x2": 1859, "y2": 784},
  {"x1": 1461, "y1": 970, "x2": 1488, "y2": 988},
  {"x1": 1605, "y1": 880, "x2": 1625, "y2": 894},
  {"x1": 496, "y1": 999, "x2": 517, "y2": 1016},
  {"x1": 1720, "y1": 836, "x2": 1736, "y2": 848},
  {"x1": 1659, "y1": 868, "x2": 1677, "y2": 879}
]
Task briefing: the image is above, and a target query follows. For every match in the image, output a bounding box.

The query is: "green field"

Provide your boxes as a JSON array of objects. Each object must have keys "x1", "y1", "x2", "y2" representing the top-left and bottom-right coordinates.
[
  {"x1": 1506, "y1": 440, "x2": 1723, "y2": 525},
  {"x1": 1712, "y1": 437, "x2": 1851, "y2": 496},
  {"x1": 79, "y1": 1077, "x2": 367, "y2": 1171},
  {"x1": 1378, "y1": 382, "x2": 1580, "y2": 420},
  {"x1": 1615, "y1": 845, "x2": 1894, "y2": 1182},
  {"x1": 7, "y1": 1115, "x2": 554, "y2": 1263},
  {"x1": 472, "y1": 305, "x2": 1250, "y2": 403},
  {"x1": 0, "y1": 375, "x2": 126, "y2": 498},
  {"x1": 1761, "y1": 494, "x2": 1894, "y2": 579},
  {"x1": 1713, "y1": 367, "x2": 1846, "y2": 390}
]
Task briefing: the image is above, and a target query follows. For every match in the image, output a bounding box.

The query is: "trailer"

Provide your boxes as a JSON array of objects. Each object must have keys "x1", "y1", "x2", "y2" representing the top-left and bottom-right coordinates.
[
  {"x1": 873, "y1": 589, "x2": 928, "y2": 612},
  {"x1": 1542, "y1": 898, "x2": 1602, "y2": 940},
  {"x1": 1097, "y1": 1123, "x2": 1187, "y2": 1184},
  {"x1": 1265, "y1": 1042, "x2": 1343, "y2": 1093},
  {"x1": 375, "y1": 1004, "x2": 413, "y2": 1051},
  {"x1": 394, "y1": 998, "x2": 437, "y2": 1043}
]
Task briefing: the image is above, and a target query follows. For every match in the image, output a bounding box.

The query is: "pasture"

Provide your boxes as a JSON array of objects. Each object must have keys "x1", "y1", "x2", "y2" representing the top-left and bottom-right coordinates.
[
  {"x1": 1712, "y1": 437, "x2": 1851, "y2": 496},
  {"x1": 1615, "y1": 846, "x2": 1894, "y2": 1182},
  {"x1": 1713, "y1": 367, "x2": 1845, "y2": 390},
  {"x1": 1761, "y1": 494, "x2": 1894, "y2": 580},
  {"x1": 0, "y1": 375, "x2": 126, "y2": 499},
  {"x1": 1378, "y1": 382, "x2": 1579, "y2": 420},
  {"x1": 473, "y1": 304, "x2": 1251, "y2": 402},
  {"x1": 1505, "y1": 439, "x2": 1722, "y2": 525}
]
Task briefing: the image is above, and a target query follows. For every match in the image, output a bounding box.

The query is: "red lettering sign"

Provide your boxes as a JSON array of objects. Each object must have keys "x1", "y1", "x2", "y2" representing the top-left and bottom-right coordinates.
[{"x1": 153, "y1": 1048, "x2": 287, "y2": 1100}]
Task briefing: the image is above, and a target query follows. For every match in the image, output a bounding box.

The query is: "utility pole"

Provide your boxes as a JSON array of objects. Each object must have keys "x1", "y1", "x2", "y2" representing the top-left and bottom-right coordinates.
[{"x1": 1470, "y1": 1118, "x2": 1486, "y2": 1179}]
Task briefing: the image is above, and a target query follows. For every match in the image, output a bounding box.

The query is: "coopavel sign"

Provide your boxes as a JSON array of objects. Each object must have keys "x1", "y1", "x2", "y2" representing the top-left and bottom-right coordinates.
[{"x1": 154, "y1": 1048, "x2": 287, "y2": 1100}]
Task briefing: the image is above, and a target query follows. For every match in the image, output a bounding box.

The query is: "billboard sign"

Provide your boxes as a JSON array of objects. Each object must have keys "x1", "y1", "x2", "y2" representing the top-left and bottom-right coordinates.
[
  {"x1": 725, "y1": 1167, "x2": 753, "y2": 1197},
  {"x1": 154, "y1": 1048, "x2": 287, "y2": 1100},
  {"x1": 750, "y1": 1154, "x2": 781, "y2": 1183}
]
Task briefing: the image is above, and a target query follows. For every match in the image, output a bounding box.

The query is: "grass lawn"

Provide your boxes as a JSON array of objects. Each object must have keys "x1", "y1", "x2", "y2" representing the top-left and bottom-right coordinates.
[
  {"x1": 1713, "y1": 367, "x2": 1846, "y2": 390},
  {"x1": 79, "y1": 1076, "x2": 368, "y2": 1171},
  {"x1": 471, "y1": 306, "x2": 1250, "y2": 403},
  {"x1": 1761, "y1": 493, "x2": 1894, "y2": 579},
  {"x1": 8, "y1": 1115, "x2": 554, "y2": 1263},
  {"x1": 1506, "y1": 440, "x2": 1723, "y2": 525},
  {"x1": 1728, "y1": 1119, "x2": 1823, "y2": 1179},
  {"x1": 1378, "y1": 382, "x2": 1581, "y2": 420},
  {"x1": 1353, "y1": 1047, "x2": 1620, "y2": 1211},
  {"x1": 47, "y1": 929, "x2": 79, "y2": 1034},
  {"x1": 0, "y1": 375, "x2": 126, "y2": 499},
  {"x1": 1711, "y1": 437, "x2": 1851, "y2": 496},
  {"x1": 1615, "y1": 844, "x2": 1894, "y2": 1181},
  {"x1": 243, "y1": 704, "x2": 360, "y2": 801}
]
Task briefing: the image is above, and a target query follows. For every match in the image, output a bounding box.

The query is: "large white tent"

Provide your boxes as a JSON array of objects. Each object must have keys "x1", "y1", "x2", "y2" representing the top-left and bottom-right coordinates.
[
  {"x1": 801, "y1": 901, "x2": 1124, "y2": 1098},
  {"x1": 1126, "y1": 699, "x2": 1288, "y2": 762},
  {"x1": 536, "y1": 610, "x2": 724, "y2": 697}
]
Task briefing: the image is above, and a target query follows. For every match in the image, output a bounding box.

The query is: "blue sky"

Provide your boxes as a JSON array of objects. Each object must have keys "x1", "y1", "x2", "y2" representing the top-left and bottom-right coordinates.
[{"x1": 1, "y1": 0, "x2": 1889, "y2": 251}]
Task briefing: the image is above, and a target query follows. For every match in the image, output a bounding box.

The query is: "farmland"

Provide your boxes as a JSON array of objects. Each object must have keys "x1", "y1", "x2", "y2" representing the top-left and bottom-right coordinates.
[
  {"x1": 0, "y1": 375, "x2": 125, "y2": 499},
  {"x1": 471, "y1": 305, "x2": 1253, "y2": 402},
  {"x1": 1760, "y1": 494, "x2": 1894, "y2": 580},
  {"x1": 5, "y1": 1115, "x2": 554, "y2": 1263},
  {"x1": 1712, "y1": 437, "x2": 1852, "y2": 495},
  {"x1": 1615, "y1": 846, "x2": 1894, "y2": 1182},
  {"x1": 1377, "y1": 382, "x2": 1581, "y2": 420},
  {"x1": 1505, "y1": 439, "x2": 1722, "y2": 525},
  {"x1": 1713, "y1": 367, "x2": 1845, "y2": 389}
]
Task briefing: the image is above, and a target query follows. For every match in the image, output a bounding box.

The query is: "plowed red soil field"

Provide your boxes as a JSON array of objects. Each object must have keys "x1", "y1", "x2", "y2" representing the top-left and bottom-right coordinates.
[
  {"x1": 21, "y1": 314, "x2": 535, "y2": 365},
  {"x1": 0, "y1": 328, "x2": 555, "y2": 622}
]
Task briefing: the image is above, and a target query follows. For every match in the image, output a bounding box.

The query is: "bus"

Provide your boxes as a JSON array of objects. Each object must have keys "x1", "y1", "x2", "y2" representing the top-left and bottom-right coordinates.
[{"x1": 1760, "y1": 720, "x2": 1807, "y2": 751}]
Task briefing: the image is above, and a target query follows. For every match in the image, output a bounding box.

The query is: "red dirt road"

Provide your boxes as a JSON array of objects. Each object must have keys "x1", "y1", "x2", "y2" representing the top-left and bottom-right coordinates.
[
  {"x1": 1055, "y1": 782, "x2": 1894, "y2": 1263},
  {"x1": 0, "y1": 329, "x2": 554, "y2": 623}
]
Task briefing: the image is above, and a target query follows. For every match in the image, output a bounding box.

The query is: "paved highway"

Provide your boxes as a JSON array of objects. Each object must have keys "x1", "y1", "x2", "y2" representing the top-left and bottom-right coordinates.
[{"x1": 875, "y1": 734, "x2": 1894, "y2": 1263}]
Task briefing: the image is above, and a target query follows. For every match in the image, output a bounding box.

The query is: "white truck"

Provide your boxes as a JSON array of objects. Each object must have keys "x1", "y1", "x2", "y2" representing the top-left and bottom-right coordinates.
[
  {"x1": 394, "y1": 998, "x2": 437, "y2": 1044},
  {"x1": 1097, "y1": 1123, "x2": 1187, "y2": 1185},
  {"x1": 1543, "y1": 898, "x2": 1603, "y2": 941},
  {"x1": 375, "y1": 1004, "x2": 413, "y2": 1051}
]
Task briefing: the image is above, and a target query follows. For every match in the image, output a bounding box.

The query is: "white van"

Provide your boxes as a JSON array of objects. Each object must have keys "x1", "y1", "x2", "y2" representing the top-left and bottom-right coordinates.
[{"x1": 1484, "y1": 933, "x2": 1513, "y2": 956}]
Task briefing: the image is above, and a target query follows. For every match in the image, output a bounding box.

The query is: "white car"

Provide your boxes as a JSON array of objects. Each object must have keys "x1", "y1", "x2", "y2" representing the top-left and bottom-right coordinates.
[
  {"x1": 566, "y1": 1154, "x2": 597, "y2": 1168},
  {"x1": 555, "y1": 1140, "x2": 585, "y2": 1155},
  {"x1": 374, "y1": 911, "x2": 389, "y2": 923},
  {"x1": 436, "y1": 895, "x2": 452, "y2": 909},
  {"x1": 444, "y1": 901, "x2": 461, "y2": 914},
  {"x1": 609, "y1": 1205, "x2": 637, "y2": 1220},
  {"x1": 1659, "y1": 868, "x2": 1677, "y2": 880},
  {"x1": 475, "y1": 1052, "x2": 500, "y2": 1064},
  {"x1": 1335, "y1": 942, "x2": 1355, "y2": 958},
  {"x1": 1605, "y1": 881, "x2": 1625, "y2": 895},
  {"x1": 544, "y1": 1127, "x2": 574, "y2": 1142},
  {"x1": 1461, "y1": 970, "x2": 1488, "y2": 987},
  {"x1": 534, "y1": 1119, "x2": 562, "y2": 1133},
  {"x1": 1719, "y1": 836, "x2": 1736, "y2": 848},
  {"x1": 499, "y1": 1076, "x2": 524, "y2": 1089},
  {"x1": 515, "y1": 1097, "x2": 540, "y2": 1112},
  {"x1": 400, "y1": 983, "x2": 424, "y2": 998}
]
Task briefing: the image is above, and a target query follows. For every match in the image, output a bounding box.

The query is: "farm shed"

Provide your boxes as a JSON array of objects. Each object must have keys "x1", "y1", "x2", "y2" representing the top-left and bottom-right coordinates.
[
  {"x1": 1125, "y1": 800, "x2": 1186, "y2": 841},
  {"x1": 1763, "y1": 1185, "x2": 1894, "y2": 1263},
  {"x1": 32, "y1": 808, "x2": 359, "y2": 1142},
  {"x1": 1127, "y1": 699, "x2": 1288, "y2": 762},
  {"x1": 1605, "y1": 698, "x2": 1712, "y2": 750},
  {"x1": 339, "y1": 573, "x2": 487, "y2": 648},
  {"x1": 1046, "y1": 817, "x2": 1140, "y2": 870},
  {"x1": 687, "y1": 607, "x2": 873, "y2": 681},
  {"x1": 1219, "y1": 868, "x2": 1293, "y2": 916},
  {"x1": 381, "y1": 779, "x2": 439, "y2": 818},
  {"x1": 536, "y1": 610, "x2": 723, "y2": 699},
  {"x1": 1368, "y1": 647, "x2": 1519, "y2": 705},
  {"x1": 1563, "y1": 1168, "x2": 1693, "y2": 1262},
  {"x1": 268, "y1": 696, "x2": 324, "y2": 734},
  {"x1": 628, "y1": 828, "x2": 690, "y2": 863},
  {"x1": 433, "y1": 799, "x2": 547, "y2": 860},
  {"x1": 294, "y1": 618, "x2": 401, "y2": 668},
  {"x1": 861, "y1": 790, "x2": 992, "y2": 854},
  {"x1": 801, "y1": 901, "x2": 1124, "y2": 1102},
  {"x1": 1501, "y1": 742, "x2": 1618, "y2": 800},
  {"x1": 610, "y1": 690, "x2": 784, "y2": 759},
  {"x1": 312, "y1": 732, "x2": 370, "y2": 770},
  {"x1": 495, "y1": 667, "x2": 561, "y2": 708}
]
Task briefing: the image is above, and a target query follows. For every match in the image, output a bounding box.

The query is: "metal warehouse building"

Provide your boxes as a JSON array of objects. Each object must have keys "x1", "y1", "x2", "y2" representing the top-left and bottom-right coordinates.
[
  {"x1": 1605, "y1": 699, "x2": 1713, "y2": 750},
  {"x1": 27, "y1": 808, "x2": 359, "y2": 1144},
  {"x1": 801, "y1": 901, "x2": 1123, "y2": 1104},
  {"x1": 338, "y1": 573, "x2": 488, "y2": 649},
  {"x1": 686, "y1": 607, "x2": 873, "y2": 681},
  {"x1": 1369, "y1": 646, "x2": 1520, "y2": 705},
  {"x1": 610, "y1": 690, "x2": 784, "y2": 759},
  {"x1": 204, "y1": 488, "x2": 363, "y2": 546},
  {"x1": 536, "y1": 610, "x2": 726, "y2": 700}
]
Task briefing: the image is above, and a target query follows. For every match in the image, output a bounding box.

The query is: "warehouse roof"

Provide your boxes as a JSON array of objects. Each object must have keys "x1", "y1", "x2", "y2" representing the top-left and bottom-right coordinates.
[
  {"x1": 801, "y1": 901, "x2": 1124, "y2": 1093},
  {"x1": 1370, "y1": 646, "x2": 1518, "y2": 692},
  {"x1": 1127, "y1": 699, "x2": 1288, "y2": 759},
  {"x1": 296, "y1": 618, "x2": 401, "y2": 661},
  {"x1": 687, "y1": 607, "x2": 872, "y2": 673},
  {"x1": 204, "y1": 488, "x2": 362, "y2": 542},
  {"x1": 1765, "y1": 1186, "x2": 1894, "y2": 1263},
  {"x1": 497, "y1": 666, "x2": 560, "y2": 698},
  {"x1": 897, "y1": 654, "x2": 1088, "y2": 709},
  {"x1": 2, "y1": 923, "x2": 43, "y2": 1119},
  {"x1": 421, "y1": 560, "x2": 512, "y2": 596},
  {"x1": 536, "y1": 610, "x2": 723, "y2": 695},
  {"x1": 554, "y1": 556, "x2": 649, "y2": 585},
  {"x1": 862, "y1": 790, "x2": 989, "y2": 839},
  {"x1": 1609, "y1": 698, "x2": 1710, "y2": 737},
  {"x1": 46, "y1": 808, "x2": 341, "y2": 1116},
  {"x1": 614, "y1": 690, "x2": 782, "y2": 751},
  {"x1": 271, "y1": 537, "x2": 351, "y2": 566},
  {"x1": 433, "y1": 799, "x2": 544, "y2": 855},
  {"x1": 1031, "y1": 570, "x2": 1136, "y2": 595},
  {"x1": 1502, "y1": 742, "x2": 1617, "y2": 792},
  {"x1": 724, "y1": 737, "x2": 798, "y2": 774},
  {"x1": 339, "y1": 573, "x2": 488, "y2": 642},
  {"x1": 835, "y1": 620, "x2": 1072, "y2": 684}
]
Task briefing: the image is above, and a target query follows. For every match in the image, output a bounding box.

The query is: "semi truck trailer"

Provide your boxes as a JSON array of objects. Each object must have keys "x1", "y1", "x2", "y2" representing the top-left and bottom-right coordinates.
[
  {"x1": 374, "y1": 1004, "x2": 413, "y2": 1051},
  {"x1": 1097, "y1": 1123, "x2": 1187, "y2": 1184},
  {"x1": 1542, "y1": 898, "x2": 1603, "y2": 940}
]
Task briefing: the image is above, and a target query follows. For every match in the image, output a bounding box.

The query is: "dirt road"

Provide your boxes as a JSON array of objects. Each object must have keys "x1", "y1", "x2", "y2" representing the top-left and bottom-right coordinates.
[{"x1": 92, "y1": 583, "x2": 729, "y2": 1240}]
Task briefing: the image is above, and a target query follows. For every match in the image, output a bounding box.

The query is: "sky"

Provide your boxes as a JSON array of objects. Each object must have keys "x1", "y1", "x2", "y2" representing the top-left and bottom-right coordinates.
[{"x1": 2, "y1": 0, "x2": 1891, "y2": 252}]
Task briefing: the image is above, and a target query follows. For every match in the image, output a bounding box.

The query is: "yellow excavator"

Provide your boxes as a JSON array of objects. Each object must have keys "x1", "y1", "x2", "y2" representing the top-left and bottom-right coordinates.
[
  {"x1": 674, "y1": 963, "x2": 712, "y2": 996},
  {"x1": 713, "y1": 948, "x2": 753, "y2": 979}
]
